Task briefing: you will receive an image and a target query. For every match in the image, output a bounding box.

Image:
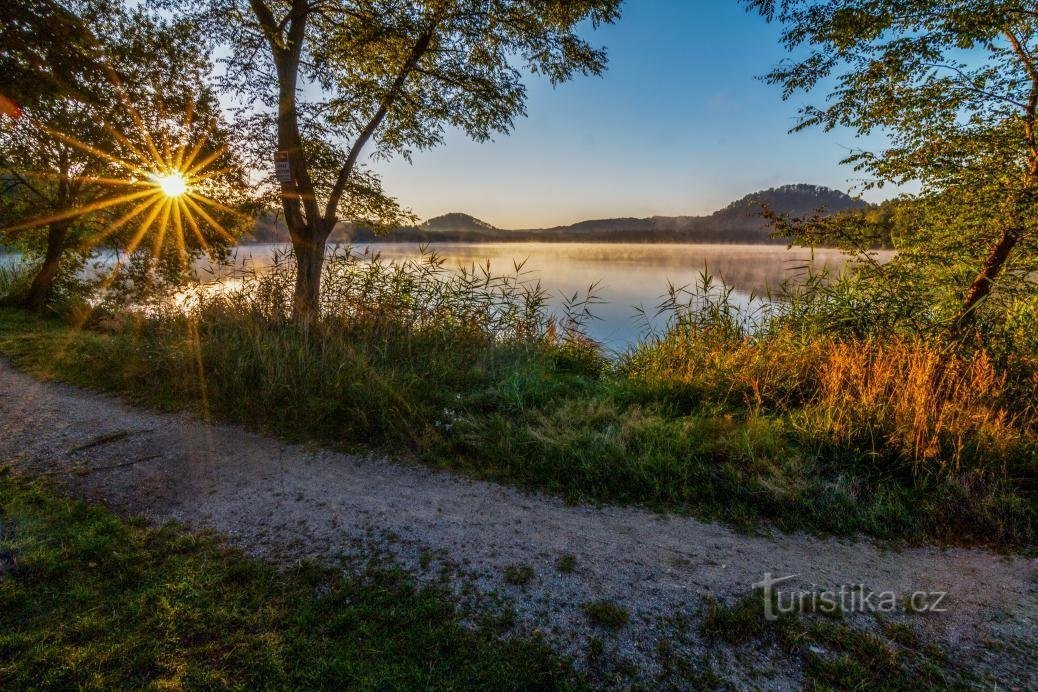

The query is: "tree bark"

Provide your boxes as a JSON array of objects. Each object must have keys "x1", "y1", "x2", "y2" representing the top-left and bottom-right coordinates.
[
  {"x1": 23, "y1": 220, "x2": 70, "y2": 312},
  {"x1": 252, "y1": 0, "x2": 326, "y2": 322},
  {"x1": 953, "y1": 225, "x2": 1021, "y2": 331},
  {"x1": 249, "y1": 0, "x2": 434, "y2": 321},
  {"x1": 290, "y1": 229, "x2": 326, "y2": 322},
  {"x1": 955, "y1": 30, "x2": 1038, "y2": 330}
]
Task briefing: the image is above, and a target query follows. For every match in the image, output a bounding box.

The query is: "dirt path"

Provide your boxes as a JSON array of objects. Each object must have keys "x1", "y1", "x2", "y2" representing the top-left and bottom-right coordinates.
[{"x1": 0, "y1": 360, "x2": 1034, "y2": 686}]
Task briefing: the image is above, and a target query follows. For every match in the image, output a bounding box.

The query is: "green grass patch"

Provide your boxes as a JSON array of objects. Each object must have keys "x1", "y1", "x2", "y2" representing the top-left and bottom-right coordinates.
[
  {"x1": 701, "y1": 592, "x2": 970, "y2": 689},
  {"x1": 0, "y1": 470, "x2": 579, "y2": 689},
  {"x1": 502, "y1": 564, "x2": 535, "y2": 586},
  {"x1": 581, "y1": 601, "x2": 630, "y2": 630},
  {"x1": 0, "y1": 305, "x2": 1033, "y2": 548}
]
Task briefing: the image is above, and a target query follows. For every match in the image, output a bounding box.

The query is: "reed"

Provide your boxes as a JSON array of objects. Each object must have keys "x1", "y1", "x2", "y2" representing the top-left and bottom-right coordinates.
[{"x1": 0, "y1": 251, "x2": 1033, "y2": 545}]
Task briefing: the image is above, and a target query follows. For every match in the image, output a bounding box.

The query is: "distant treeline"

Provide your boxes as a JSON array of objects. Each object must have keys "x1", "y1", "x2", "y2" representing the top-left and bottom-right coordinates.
[
  {"x1": 241, "y1": 184, "x2": 896, "y2": 248},
  {"x1": 343, "y1": 223, "x2": 797, "y2": 244}
]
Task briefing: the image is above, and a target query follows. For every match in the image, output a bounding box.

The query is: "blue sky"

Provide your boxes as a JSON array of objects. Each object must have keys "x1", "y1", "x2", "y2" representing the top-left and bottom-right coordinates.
[{"x1": 374, "y1": 1, "x2": 893, "y2": 228}]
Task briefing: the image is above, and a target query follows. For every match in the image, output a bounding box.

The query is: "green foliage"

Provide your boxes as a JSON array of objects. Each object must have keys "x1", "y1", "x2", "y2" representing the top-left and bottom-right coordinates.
[
  {"x1": 747, "y1": 0, "x2": 1038, "y2": 335},
  {"x1": 0, "y1": 263, "x2": 37, "y2": 306},
  {"x1": 0, "y1": 1, "x2": 253, "y2": 311},
  {"x1": 0, "y1": 472, "x2": 579, "y2": 689},
  {"x1": 581, "y1": 601, "x2": 629, "y2": 630},
  {"x1": 503, "y1": 564, "x2": 535, "y2": 586},
  {"x1": 0, "y1": 251, "x2": 1033, "y2": 547},
  {"x1": 0, "y1": 0, "x2": 111, "y2": 109}
]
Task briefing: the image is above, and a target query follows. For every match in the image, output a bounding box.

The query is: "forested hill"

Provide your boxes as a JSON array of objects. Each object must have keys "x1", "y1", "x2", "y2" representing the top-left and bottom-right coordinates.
[
  {"x1": 244, "y1": 185, "x2": 871, "y2": 244},
  {"x1": 421, "y1": 213, "x2": 498, "y2": 232},
  {"x1": 710, "y1": 184, "x2": 866, "y2": 226}
]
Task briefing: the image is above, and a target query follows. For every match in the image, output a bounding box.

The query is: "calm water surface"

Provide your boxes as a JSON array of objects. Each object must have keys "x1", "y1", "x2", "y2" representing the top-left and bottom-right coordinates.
[
  {"x1": 2, "y1": 243, "x2": 885, "y2": 350},
  {"x1": 227, "y1": 243, "x2": 883, "y2": 350}
]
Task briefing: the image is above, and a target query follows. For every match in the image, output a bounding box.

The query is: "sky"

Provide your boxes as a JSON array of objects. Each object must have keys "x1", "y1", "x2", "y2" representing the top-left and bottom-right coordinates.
[{"x1": 370, "y1": 1, "x2": 895, "y2": 229}]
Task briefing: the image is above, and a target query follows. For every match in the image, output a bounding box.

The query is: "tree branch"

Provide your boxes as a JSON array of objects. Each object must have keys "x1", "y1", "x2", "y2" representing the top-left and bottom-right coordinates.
[{"x1": 322, "y1": 22, "x2": 437, "y2": 228}]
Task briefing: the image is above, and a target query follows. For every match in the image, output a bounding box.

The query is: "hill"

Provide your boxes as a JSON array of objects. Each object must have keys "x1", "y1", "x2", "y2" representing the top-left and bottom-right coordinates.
[
  {"x1": 710, "y1": 184, "x2": 867, "y2": 224},
  {"x1": 421, "y1": 213, "x2": 498, "y2": 232},
  {"x1": 244, "y1": 184, "x2": 871, "y2": 245}
]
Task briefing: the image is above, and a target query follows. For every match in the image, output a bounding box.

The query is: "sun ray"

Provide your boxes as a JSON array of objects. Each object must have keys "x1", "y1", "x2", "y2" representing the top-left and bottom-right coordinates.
[
  {"x1": 181, "y1": 194, "x2": 237, "y2": 245},
  {"x1": 36, "y1": 123, "x2": 153, "y2": 179},
  {"x1": 23, "y1": 170, "x2": 153, "y2": 188},
  {"x1": 186, "y1": 190, "x2": 251, "y2": 221},
  {"x1": 105, "y1": 71, "x2": 166, "y2": 168},
  {"x1": 180, "y1": 202, "x2": 210, "y2": 253},
  {"x1": 171, "y1": 198, "x2": 189, "y2": 266},
  {"x1": 0, "y1": 188, "x2": 161, "y2": 234},
  {"x1": 124, "y1": 197, "x2": 170, "y2": 257},
  {"x1": 103, "y1": 123, "x2": 156, "y2": 172},
  {"x1": 172, "y1": 97, "x2": 198, "y2": 171},
  {"x1": 156, "y1": 100, "x2": 173, "y2": 171},
  {"x1": 186, "y1": 315, "x2": 212, "y2": 424},
  {"x1": 79, "y1": 194, "x2": 167, "y2": 252},
  {"x1": 179, "y1": 125, "x2": 213, "y2": 173},
  {"x1": 183, "y1": 143, "x2": 227, "y2": 178},
  {"x1": 150, "y1": 195, "x2": 175, "y2": 263}
]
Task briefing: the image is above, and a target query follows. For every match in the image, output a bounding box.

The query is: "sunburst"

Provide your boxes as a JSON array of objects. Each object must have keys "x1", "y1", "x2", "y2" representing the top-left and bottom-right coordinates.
[
  {"x1": 0, "y1": 70, "x2": 254, "y2": 432},
  {"x1": 1, "y1": 90, "x2": 243, "y2": 268},
  {"x1": 153, "y1": 170, "x2": 188, "y2": 198},
  {"x1": 0, "y1": 87, "x2": 249, "y2": 402}
]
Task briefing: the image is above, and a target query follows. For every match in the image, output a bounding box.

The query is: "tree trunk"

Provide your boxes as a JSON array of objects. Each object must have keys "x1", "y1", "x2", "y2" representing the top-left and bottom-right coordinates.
[
  {"x1": 953, "y1": 225, "x2": 1021, "y2": 331},
  {"x1": 291, "y1": 231, "x2": 325, "y2": 322},
  {"x1": 23, "y1": 221, "x2": 70, "y2": 312}
]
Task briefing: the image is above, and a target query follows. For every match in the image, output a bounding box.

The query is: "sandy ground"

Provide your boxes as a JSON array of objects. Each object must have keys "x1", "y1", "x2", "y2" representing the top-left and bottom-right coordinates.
[{"x1": 0, "y1": 360, "x2": 1035, "y2": 687}]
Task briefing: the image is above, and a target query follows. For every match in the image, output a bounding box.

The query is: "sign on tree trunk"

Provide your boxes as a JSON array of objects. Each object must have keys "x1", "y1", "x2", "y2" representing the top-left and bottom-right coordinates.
[{"x1": 274, "y1": 151, "x2": 292, "y2": 184}]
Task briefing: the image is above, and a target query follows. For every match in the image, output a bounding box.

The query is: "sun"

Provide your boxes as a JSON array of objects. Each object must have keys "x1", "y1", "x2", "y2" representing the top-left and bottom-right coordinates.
[
  {"x1": 152, "y1": 170, "x2": 189, "y2": 198},
  {"x1": 2, "y1": 92, "x2": 245, "y2": 271}
]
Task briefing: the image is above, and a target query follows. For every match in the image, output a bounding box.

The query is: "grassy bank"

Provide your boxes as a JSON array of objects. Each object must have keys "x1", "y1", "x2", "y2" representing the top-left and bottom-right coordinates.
[
  {"x1": 0, "y1": 470, "x2": 578, "y2": 689},
  {"x1": 0, "y1": 252, "x2": 1034, "y2": 547}
]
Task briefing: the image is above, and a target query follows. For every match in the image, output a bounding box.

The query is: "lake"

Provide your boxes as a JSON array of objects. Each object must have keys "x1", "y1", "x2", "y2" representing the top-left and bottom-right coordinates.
[
  {"x1": 1, "y1": 243, "x2": 884, "y2": 350},
  {"x1": 224, "y1": 243, "x2": 883, "y2": 350}
]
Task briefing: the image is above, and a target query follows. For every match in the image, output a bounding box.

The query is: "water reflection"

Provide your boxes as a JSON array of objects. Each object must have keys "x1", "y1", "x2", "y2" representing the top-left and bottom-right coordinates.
[
  {"x1": 2, "y1": 243, "x2": 889, "y2": 350},
  {"x1": 220, "y1": 243, "x2": 888, "y2": 350}
]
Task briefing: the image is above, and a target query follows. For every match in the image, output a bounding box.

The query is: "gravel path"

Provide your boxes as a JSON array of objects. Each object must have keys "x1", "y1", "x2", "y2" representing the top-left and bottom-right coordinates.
[{"x1": 1, "y1": 360, "x2": 1035, "y2": 687}]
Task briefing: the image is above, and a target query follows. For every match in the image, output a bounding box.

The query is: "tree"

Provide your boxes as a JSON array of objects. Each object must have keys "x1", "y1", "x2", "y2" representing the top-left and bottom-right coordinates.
[
  {"x1": 173, "y1": 0, "x2": 620, "y2": 320},
  {"x1": 0, "y1": 2, "x2": 252, "y2": 311},
  {"x1": 747, "y1": 0, "x2": 1038, "y2": 333},
  {"x1": 0, "y1": 0, "x2": 110, "y2": 112}
]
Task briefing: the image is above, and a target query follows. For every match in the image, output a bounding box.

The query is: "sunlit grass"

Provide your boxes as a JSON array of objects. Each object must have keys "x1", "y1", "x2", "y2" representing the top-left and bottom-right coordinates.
[{"x1": 0, "y1": 251, "x2": 1033, "y2": 546}]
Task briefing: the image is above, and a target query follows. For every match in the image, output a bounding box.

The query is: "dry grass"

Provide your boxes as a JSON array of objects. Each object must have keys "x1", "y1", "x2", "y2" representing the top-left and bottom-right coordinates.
[
  {"x1": 803, "y1": 339, "x2": 1021, "y2": 472},
  {"x1": 624, "y1": 329, "x2": 1033, "y2": 478}
]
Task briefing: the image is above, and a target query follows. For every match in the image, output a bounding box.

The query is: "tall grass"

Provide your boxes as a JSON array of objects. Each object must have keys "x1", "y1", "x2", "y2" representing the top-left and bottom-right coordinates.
[
  {"x1": 0, "y1": 262, "x2": 33, "y2": 305},
  {"x1": 625, "y1": 329, "x2": 1031, "y2": 477},
  {"x1": 183, "y1": 247, "x2": 598, "y2": 347},
  {"x1": 0, "y1": 250, "x2": 1034, "y2": 545}
]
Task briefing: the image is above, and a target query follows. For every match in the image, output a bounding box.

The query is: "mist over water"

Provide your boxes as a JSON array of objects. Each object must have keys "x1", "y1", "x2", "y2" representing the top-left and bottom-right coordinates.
[
  {"x1": 228, "y1": 243, "x2": 886, "y2": 350},
  {"x1": 2, "y1": 243, "x2": 888, "y2": 350}
]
